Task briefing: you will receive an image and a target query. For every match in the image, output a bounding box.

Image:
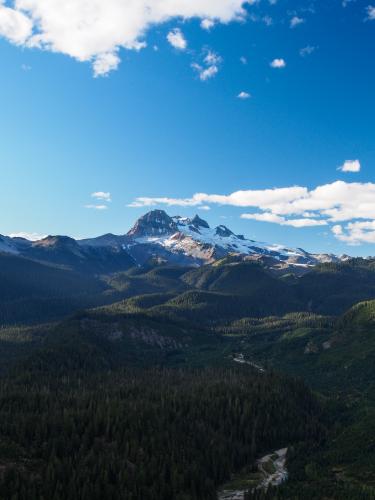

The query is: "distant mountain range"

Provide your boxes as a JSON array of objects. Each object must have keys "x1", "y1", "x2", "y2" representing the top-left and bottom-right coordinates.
[{"x1": 1, "y1": 210, "x2": 349, "y2": 274}]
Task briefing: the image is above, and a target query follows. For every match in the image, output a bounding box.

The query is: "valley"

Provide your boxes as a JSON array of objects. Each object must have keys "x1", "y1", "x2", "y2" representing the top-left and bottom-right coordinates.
[{"x1": 0, "y1": 210, "x2": 375, "y2": 499}]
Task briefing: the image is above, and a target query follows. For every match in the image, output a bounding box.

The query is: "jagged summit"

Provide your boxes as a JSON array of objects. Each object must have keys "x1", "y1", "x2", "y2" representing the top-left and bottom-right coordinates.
[
  {"x1": 191, "y1": 215, "x2": 210, "y2": 229},
  {"x1": 172, "y1": 214, "x2": 210, "y2": 230},
  {"x1": 127, "y1": 210, "x2": 178, "y2": 238},
  {"x1": 215, "y1": 225, "x2": 234, "y2": 238},
  {"x1": 121, "y1": 210, "x2": 345, "y2": 269}
]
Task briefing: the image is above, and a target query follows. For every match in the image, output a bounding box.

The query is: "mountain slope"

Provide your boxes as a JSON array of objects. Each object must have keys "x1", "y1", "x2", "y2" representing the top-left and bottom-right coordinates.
[
  {"x1": 297, "y1": 259, "x2": 375, "y2": 315},
  {"x1": 23, "y1": 235, "x2": 136, "y2": 274},
  {"x1": 122, "y1": 210, "x2": 344, "y2": 268},
  {"x1": 78, "y1": 210, "x2": 348, "y2": 270},
  {"x1": 0, "y1": 253, "x2": 108, "y2": 324},
  {"x1": 1, "y1": 210, "x2": 348, "y2": 272}
]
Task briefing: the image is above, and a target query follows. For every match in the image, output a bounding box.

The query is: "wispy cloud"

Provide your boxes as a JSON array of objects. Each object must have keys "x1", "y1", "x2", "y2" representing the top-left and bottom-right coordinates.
[
  {"x1": 366, "y1": 5, "x2": 375, "y2": 20},
  {"x1": 192, "y1": 50, "x2": 222, "y2": 81},
  {"x1": 85, "y1": 204, "x2": 109, "y2": 210},
  {"x1": 290, "y1": 16, "x2": 304, "y2": 28},
  {"x1": 263, "y1": 15, "x2": 273, "y2": 26},
  {"x1": 299, "y1": 45, "x2": 316, "y2": 57},
  {"x1": 85, "y1": 191, "x2": 111, "y2": 210},
  {"x1": 241, "y1": 213, "x2": 327, "y2": 228},
  {"x1": 91, "y1": 191, "x2": 112, "y2": 202}
]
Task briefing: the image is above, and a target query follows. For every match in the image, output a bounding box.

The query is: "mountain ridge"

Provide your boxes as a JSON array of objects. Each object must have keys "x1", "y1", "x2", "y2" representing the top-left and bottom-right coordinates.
[{"x1": 1, "y1": 210, "x2": 350, "y2": 272}]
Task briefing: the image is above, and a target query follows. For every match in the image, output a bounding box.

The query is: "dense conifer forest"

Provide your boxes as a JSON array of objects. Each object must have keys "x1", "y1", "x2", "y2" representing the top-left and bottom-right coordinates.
[
  {"x1": 0, "y1": 368, "x2": 323, "y2": 500},
  {"x1": 1, "y1": 258, "x2": 375, "y2": 498}
]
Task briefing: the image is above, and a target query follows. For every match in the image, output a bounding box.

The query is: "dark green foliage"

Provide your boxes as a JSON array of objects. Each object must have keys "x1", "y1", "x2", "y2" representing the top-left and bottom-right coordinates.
[
  {"x1": 0, "y1": 368, "x2": 322, "y2": 500},
  {"x1": 297, "y1": 258, "x2": 375, "y2": 315},
  {"x1": 106, "y1": 265, "x2": 190, "y2": 296},
  {"x1": 3, "y1": 256, "x2": 375, "y2": 498},
  {"x1": 182, "y1": 262, "x2": 278, "y2": 293},
  {"x1": 21, "y1": 308, "x2": 221, "y2": 373},
  {"x1": 4, "y1": 255, "x2": 375, "y2": 327}
]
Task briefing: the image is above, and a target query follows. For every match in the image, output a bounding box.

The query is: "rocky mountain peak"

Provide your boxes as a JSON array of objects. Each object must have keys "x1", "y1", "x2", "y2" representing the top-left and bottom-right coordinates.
[
  {"x1": 215, "y1": 225, "x2": 234, "y2": 238},
  {"x1": 127, "y1": 210, "x2": 178, "y2": 238},
  {"x1": 191, "y1": 215, "x2": 210, "y2": 229},
  {"x1": 33, "y1": 235, "x2": 79, "y2": 250}
]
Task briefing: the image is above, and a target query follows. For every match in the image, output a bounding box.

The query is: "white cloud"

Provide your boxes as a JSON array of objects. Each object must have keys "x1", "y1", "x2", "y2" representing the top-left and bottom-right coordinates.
[
  {"x1": 91, "y1": 191, "x2": 112, "y2": 202},
  {"x1": 192, "y1": 62, "x2": 218, "y2": 80},
  {"x1": 128, "y1": 196, "x2": 203, "y2": 208},
  {"x1": 166, "y1": 28, "x2": 187, "y2": 50},
  {"x1": 128, "y1": 180, "x2": 375, "y2": 244},
  {"x1": 204, "y1": 51, "x2": 221, "y2": 65},
  {"x1": 192, "y1": 50, "x2": 222, "y2": 81},
  {"x1": 366, "y1": 5, "x2": 375, "y2": 20},
  {"x1": 93, "y1": 52, "x2": 121, "y2": 77},
  {"x1": 200, "y1": 18, "x2": 215, "y2": 30},
  {"x1": 332, "y1": 221, "x2": 375, "y2": 245},
  {"x1": 240, "y1": 56, "x2": 247, "y2": 65},
  {"x1": 286, "y1": 218, "x2": 327, "y2": 228},
  {"x1": 0, "y1": 2, "x2": 32, "y2": 44},
  {"x1": 237, "y1": 91, "x2": 251, "y2": 99},
  {"x1": 241, "y1": 213, "x2": 327, "y2": 227},
  {"x1": 241, "y1": 212, "x2": 284, "y2": 224},
  {"x1": 8, "y1": 232, "x2": 47, "y2": 241},
  {"x1": 0, "y1": 0, "x2": 252, "y2": 75},
  {"x1": 290, "y1": 16, "x2": 304, "y2": 28},
  {"x1": 338, "y1": 159, "x2": 361, "y2": 172},
  {"x1": 128, "y1": 186, "x2": 309, "y2": 209},
  {"x1": 85, "y1": 204, "x2": 108, "y2": 210},
  {"x1": 87, "y1": 191, "x2": 111, "y2": 210},
  {"x1": 270, "y1": 58, "x2": 286, "y2": 68}
]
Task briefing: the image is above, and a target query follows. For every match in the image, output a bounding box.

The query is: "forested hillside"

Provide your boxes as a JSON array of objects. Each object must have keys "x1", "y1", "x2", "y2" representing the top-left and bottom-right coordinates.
[
  {"x1": 1, "y1": 255, "x2": 375, "y2": 498},
  {"x1": 0, "y1": 368, "x2": 322, "y2": 500}
]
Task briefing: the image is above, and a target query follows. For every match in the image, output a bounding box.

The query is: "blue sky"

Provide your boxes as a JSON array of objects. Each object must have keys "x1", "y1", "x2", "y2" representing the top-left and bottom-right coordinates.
[{"x1": 0, "y1": 0, "x2": 375, "y2": 255}]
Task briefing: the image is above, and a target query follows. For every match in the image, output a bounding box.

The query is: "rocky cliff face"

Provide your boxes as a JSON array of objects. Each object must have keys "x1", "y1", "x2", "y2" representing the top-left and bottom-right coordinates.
[{"x1": 127, "y1": 210, "x2": 178, "y2": 238}]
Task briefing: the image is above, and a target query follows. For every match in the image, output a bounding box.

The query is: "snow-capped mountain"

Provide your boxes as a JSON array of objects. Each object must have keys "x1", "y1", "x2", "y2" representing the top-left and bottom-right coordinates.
[
  {"x1": 120, "y1": 210, "x2": 346, "y2": 269},
  {"x1": 0, "y1": 210, "x2": 348, "y2": 272}
]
